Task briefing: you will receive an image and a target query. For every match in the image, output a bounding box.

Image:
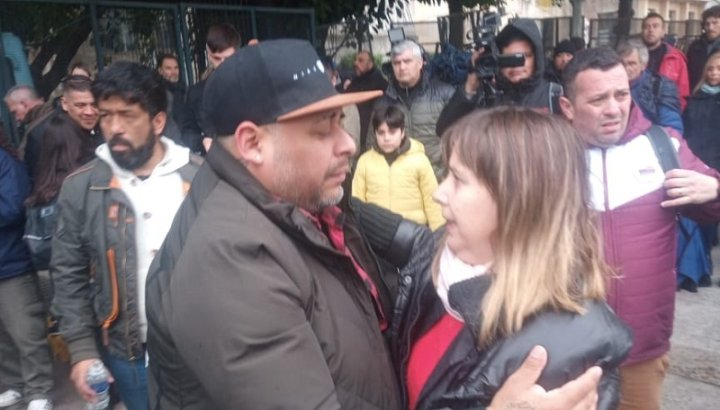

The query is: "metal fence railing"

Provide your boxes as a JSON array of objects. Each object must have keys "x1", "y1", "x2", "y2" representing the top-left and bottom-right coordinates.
[
  {"x1": 0, "y1": 0, "x2": 315, "y2": 143},
  {"x1": 589, "y1": 18, "x2": 703, "y2": 49}
]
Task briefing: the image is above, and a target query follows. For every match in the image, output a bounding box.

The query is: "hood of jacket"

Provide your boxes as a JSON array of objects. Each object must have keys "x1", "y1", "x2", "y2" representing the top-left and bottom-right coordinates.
[{"x1": 495, "y1": 19, "x2": 546, "y2": 89}]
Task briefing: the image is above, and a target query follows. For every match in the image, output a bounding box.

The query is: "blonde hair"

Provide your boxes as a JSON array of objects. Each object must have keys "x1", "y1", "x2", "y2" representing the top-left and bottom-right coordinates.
[
  {"x1": 694, "y1": 50, "x2": 720, "y2": 94},
  {"x1": 436, "y1": 106, "x2": 608, "y2": 346}
]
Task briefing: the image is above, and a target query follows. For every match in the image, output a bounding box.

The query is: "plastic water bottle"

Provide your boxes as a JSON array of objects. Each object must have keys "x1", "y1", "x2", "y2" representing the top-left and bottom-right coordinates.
[{"x1": 85, "y1": 360, "x2": 110, "y2": 410}]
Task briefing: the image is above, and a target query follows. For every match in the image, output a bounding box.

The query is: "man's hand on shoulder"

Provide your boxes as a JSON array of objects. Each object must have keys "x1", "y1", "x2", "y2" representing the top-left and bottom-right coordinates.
[
  {"x1": 488, "y1": 346, "x2": 601, "y2": 410},
  {"x1": 661, "y1": 168, "x2": 720, "y2": 208}
]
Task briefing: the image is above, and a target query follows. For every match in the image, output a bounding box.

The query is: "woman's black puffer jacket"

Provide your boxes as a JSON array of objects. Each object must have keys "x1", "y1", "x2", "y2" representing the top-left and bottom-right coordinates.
[{"x1": 389, "y1": 240, "x2": 633, "y2": 410}]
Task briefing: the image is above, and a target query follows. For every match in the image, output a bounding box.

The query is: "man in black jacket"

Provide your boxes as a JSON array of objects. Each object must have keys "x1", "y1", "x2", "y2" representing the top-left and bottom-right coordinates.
[
  {"x1": 436, "y1": 18, "x2": 562, "y2": 136},
  {"x1": 146, "y1": 38, "x2": 602, "y2": 410},
  {"x1": 157, "y1": 53, "x2": 189, "y2": 146},
  {"x1": 343, "y1": 50, "x2": 388, "y2": 147},
  {"x1": 687, "y1": 6, "x2": 720, "y2": 90},
  {"x1": 183, "y1": 23, "x2": 239, "y2": 154}
]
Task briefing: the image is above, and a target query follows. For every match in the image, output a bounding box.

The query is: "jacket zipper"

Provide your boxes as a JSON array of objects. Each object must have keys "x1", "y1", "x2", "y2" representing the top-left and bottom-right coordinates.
[
  {"x1": 399, "y1": 280, "x2": 427, "y2": 408},
  {"x1": 102, "y1": 248, "x2": 120, "y2": 347},
  {"x1": 601, "y1": 149, "x2": 620, "y2": 312},
  {"x1": 120, "y1": 205, "x2": 135, "y2": 359}
]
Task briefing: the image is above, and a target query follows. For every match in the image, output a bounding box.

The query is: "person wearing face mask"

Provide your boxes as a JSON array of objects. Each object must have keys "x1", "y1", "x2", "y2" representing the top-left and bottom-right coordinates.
[{"x1": 436, "y1": 18, "x2": 562, "y2": 137}]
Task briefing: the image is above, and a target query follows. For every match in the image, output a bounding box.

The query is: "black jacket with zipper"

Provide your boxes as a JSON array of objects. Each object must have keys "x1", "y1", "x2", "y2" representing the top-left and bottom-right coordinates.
[
  {"x1": 145, "y1": 143, "x2": 403, "y2": 409},
  {"x1": 389, "y1": 239, "x2": 633, "y2": 410}
]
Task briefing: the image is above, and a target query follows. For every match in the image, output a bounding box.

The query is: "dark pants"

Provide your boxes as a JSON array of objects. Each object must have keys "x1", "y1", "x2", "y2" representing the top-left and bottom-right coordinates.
[{"x1": 0, "y1": 273, "x2": 53, "y2": 400}]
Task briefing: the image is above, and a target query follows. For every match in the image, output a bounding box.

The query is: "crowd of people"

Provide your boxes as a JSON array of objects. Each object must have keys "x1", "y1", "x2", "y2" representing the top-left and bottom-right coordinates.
[{"x1": 1, "y1": 5, "x2": 720, "y2": 410}]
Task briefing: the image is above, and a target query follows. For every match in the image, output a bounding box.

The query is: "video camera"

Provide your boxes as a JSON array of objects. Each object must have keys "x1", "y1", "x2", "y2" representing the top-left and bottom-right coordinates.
[{"x1": 471, "y1": 13, "x2": 525, "y2": 79}]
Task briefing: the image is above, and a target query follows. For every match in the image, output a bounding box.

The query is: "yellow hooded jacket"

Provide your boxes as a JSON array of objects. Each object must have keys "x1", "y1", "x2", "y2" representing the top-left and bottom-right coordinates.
[{"x1": 352, "y1": 138, "x2": 445, "y2": 230}]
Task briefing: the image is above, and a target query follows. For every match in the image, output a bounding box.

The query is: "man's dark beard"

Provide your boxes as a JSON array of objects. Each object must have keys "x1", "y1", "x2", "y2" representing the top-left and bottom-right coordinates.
[{"x1": 108, "y1": 131, "x2": 156, "y2": 171}]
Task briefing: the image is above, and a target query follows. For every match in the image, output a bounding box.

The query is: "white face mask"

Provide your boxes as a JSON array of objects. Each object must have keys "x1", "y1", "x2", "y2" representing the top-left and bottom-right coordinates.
[{"x1": 436, "y1": 245, "x2": 490, "y2": 322}]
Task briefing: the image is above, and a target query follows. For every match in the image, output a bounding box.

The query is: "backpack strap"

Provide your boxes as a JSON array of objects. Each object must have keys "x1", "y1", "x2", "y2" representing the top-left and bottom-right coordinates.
[
  {"x1": 645, "y1": 125, "x2": 691, "y2": 239},
  {"x1": 645, "y1": 125, "x2": 680, "y2": 172}
]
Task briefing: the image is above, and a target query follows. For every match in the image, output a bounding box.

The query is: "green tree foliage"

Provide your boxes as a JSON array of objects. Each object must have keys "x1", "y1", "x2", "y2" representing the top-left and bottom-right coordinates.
[{"x1": 1, "y1": 3, "x2": 92, "y2": 98}]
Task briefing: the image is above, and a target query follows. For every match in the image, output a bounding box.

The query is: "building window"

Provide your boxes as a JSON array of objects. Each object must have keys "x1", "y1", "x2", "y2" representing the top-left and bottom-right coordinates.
[
  {"x1": 669, "y1": 10, "x2": 677, "y2": 21},
  {"x1": 690, "y1": 11, "x2": 696, "y2": 20}
]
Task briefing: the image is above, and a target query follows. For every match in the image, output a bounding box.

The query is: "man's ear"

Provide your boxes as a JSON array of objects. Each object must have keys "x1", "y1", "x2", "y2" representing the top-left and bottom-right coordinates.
[
  {"x1": 559, "y1": 96, "x2": 574, "y2": 121},
  {"x1": 60, "y1": 96, "x2": 68, "y2": 112},
  {"x1": 232, "y1": 121, "x2": 266, "y2": 165},
  {"x1": 151, "y1": 111, "x2": 167, "y2": 137}
]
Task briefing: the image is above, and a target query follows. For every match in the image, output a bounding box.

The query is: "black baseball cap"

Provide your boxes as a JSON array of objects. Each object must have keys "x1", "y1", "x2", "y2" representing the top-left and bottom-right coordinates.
[{"x1": 202, "y1": 39, "x2": 383, "y2": 136}]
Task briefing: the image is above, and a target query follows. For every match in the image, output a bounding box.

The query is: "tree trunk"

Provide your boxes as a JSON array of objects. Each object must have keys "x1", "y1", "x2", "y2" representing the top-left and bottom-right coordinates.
[
  {"x1": 30, "y1": 15, "x2": 92, "y2": 99},
  {"x1": 447, "y1": 0, "x2": 464, "y2": 48},
  {"x1": 570, "y1": 0, "x2": 584, "y2": 39},
  {"x1": 615, "y1": 0, "x2": 633, "y2": 47}
]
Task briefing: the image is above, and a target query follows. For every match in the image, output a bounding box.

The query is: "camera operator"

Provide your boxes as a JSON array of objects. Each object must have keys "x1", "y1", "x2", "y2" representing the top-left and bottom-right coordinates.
[{"x1": 436, "y1": 18, "x2": 562, "y2": 136}]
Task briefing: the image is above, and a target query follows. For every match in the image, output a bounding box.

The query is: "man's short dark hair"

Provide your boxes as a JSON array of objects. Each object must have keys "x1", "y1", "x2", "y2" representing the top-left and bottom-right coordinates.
[
  {"x1": 561, "y1": 47, "x2": 623, "y2": 100},
  {"x1": 206, "y1": 23, "x2": 240, "y2": 53},
  {"x1": 372, "y1": 104, "x2": 405, "y2": 131},
  {"x1": 62, "y1": 75, "x2": 93, "y2": 95},
  {"x1": 157, "y1": 53, "x2": 178, "y2": 68},
  {"x1": 703, "y1": 6, "x2": 720, "y2": 24},
  {"x1": 92, "y1": 61, "x2": 167, "y2": 117},
  {"x1": 643, "y1": 12, "x2": 665, "y2": 26}
]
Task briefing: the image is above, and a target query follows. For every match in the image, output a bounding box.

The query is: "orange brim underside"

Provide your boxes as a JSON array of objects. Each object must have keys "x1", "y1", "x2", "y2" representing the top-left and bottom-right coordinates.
[{"x1": 278, "y1": 90, "x2": 383, "y2": 122}]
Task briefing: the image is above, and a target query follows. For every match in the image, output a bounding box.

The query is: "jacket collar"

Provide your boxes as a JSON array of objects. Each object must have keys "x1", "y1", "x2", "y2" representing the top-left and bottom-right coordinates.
[
  {"x1": 204, "y1": 142, "x2": 342, "y2": 252},
  {"x1": 386, "y1": 69, "x2": 430, "y2": 101},
  {"x1": 447, "y1": 275, "x2": 493, "y2": 333},
  {"x1": 618, "y1": 104, "x2": 653, "y2": 145}
]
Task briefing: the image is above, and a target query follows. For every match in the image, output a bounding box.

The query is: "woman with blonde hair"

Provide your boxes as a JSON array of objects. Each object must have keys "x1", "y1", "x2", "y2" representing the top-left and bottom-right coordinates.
[
  {"x1": 679, "y1": 50, "x2": 720, "y2": 289},
  {"x1": 393, "y1": 106, "x2": 632, "y2": 410}
]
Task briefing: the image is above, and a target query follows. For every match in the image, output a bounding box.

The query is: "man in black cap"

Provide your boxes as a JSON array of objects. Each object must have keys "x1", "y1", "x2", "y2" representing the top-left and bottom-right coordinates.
[{"x1": 145, "y1": 39, "x2": 602, "y2": 409}]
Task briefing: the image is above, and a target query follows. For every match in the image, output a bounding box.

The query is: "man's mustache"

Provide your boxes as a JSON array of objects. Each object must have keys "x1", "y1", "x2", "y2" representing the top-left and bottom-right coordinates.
[{"x1": 108, "y1": 135, "x2": 133, "y2": 149}]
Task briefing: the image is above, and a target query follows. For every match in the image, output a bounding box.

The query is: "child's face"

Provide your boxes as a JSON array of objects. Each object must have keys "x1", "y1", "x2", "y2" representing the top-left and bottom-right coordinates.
[
  {"x1": 376, "y1": 122, "x2": 405, "y2": 154},
  {"x1": 706, "y1": 57, "x2": 720, "y2": 87}
]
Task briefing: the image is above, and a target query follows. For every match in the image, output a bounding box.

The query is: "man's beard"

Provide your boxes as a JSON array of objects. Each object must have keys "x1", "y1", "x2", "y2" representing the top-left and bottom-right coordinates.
[
  {"x1": 108, "y1": 131, "x2": 157, "y2": 171},
  {"x1": 272, "y1": 149, "x2": 346, "y2": 213}
]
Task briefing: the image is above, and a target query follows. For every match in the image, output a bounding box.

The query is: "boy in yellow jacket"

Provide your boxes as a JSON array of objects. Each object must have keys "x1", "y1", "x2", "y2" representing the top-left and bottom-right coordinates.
[{"x1": 352, "y1": 105, "x2": 444, "y2": 230}]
